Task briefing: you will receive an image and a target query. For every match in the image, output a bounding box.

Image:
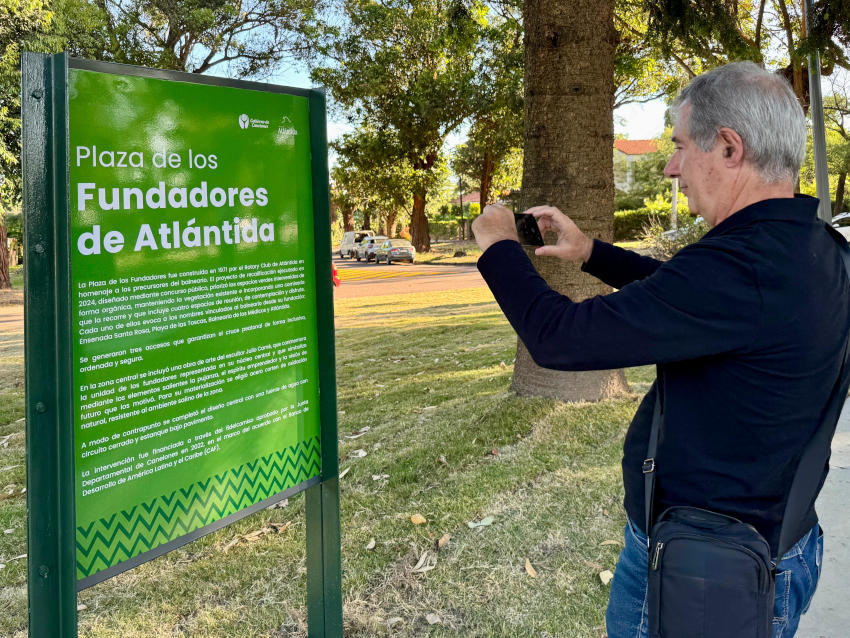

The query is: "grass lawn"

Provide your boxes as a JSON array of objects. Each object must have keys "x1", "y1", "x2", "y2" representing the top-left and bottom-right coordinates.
[
  {"x1": 414, "y1": 241, "x2": 481, "y2": 265},
  {"x1": 0, "y1": 286, "x2": 653, "y2": 637}
]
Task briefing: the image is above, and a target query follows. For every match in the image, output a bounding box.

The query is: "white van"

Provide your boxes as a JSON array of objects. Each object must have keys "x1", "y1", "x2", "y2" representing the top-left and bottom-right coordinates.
[{"x1": 339, "y1": 230, "x2": 375, "y2": 259}]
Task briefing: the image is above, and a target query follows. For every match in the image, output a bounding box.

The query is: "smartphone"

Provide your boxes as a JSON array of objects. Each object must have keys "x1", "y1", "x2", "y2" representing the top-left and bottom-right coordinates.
[{"x1": 514, "y1": 213, "x2": 544, "y2": 246}]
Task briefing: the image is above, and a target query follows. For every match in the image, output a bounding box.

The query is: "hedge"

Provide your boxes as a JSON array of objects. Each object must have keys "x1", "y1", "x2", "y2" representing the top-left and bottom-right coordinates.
[
  {"x1": 429, "y1": 220, "x2": 461, "y2": 239},
  {"x1": 614, "y1": 208, "x2": 697, "y2": 242}
]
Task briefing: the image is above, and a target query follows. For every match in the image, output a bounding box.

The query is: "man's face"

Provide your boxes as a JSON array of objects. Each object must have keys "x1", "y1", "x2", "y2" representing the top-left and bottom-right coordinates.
[{"x1": 664, "y1": 104, "x2": 727, "y2": 226}]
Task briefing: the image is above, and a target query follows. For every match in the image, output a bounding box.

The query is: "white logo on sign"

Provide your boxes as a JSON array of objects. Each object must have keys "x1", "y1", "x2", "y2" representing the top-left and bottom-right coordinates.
[
  {"x1": 238, "y1": 114, "x2": 250, "y2": 129},
  {"x1": 276, "y1": 115, "x2": 299, "y2": 145}
]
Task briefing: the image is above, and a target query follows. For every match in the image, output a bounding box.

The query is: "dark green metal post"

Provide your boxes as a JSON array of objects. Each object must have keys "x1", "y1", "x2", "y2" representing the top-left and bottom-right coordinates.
[
  {"x1": 305, "y1": 88, "x2": 343, "y2": 638},
  {"x1": 22, "y1": 52, "x2": 78, "y2": 638}
]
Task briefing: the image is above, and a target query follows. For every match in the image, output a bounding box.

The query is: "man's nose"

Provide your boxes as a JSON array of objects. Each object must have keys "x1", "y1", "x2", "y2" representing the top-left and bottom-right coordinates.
[{"x1": 663, "y1": 155, "x2": 679, "y2": 179}]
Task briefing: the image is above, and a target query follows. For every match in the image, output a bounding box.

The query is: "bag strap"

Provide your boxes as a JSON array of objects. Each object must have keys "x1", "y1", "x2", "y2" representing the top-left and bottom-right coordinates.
[
  {"x1": 775, "y1": 223, "x2": 850, "y2": 559},
  {"x1": 644, "y1": 222, "x2": 850, "y2": 558},
  {"x1": 643, "y1": 369, "x2": 662, "y2": 545}
]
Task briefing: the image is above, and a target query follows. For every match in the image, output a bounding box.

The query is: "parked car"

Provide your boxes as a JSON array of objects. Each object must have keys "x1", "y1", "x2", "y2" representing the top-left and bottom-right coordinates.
[
  {"x1": 374, "y1": 238, "x2": 416, "y2": 264},
  {"x1": 833, "y1": 212, "x2": 850, "y2": 241},
  {"x1": 339, "y1": 230, "x2": 374, "y2": 259},
  {"x1": 356, "y1": 235, "x2": 388, "y2": 262}
]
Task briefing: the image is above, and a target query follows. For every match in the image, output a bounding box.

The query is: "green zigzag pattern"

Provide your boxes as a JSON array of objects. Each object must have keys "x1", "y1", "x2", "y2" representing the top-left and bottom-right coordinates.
[{"x1": 76, "y1": 436, "x2": 321, "y2": 580}]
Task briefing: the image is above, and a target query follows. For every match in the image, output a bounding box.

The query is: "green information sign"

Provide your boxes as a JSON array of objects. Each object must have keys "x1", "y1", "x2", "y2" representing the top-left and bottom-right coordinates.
[{"x1": 23, "y1": 54, "x2": 342, "y2": 637}]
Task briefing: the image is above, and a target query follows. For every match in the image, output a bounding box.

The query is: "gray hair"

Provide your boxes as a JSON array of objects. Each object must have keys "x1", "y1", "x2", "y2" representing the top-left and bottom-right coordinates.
[{"x1": 670, "y1": 61, "x2": 806, "y2": 183}]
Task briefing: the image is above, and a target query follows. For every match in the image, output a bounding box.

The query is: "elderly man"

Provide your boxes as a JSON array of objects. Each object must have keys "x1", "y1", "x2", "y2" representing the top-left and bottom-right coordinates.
[{"x1": 472, "y1": 62, "x2": 849, "y2": 638}]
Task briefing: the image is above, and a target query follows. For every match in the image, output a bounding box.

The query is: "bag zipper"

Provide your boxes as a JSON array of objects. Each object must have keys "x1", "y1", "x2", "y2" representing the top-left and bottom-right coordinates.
[
  {"x1": 651, "y1": 541, "x2": 664, "y2": 570},
  {"x1": 650, "y1": 534, "x2": 771, "y2": 591}
]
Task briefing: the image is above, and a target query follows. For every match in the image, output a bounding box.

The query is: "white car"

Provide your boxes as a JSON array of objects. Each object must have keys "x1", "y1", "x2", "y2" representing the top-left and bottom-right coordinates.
[
  {"x1": 356, "y1": 235, "x2": 388, "y2": 262},
  {"x1": 833, "y1": 212, "x2": 850, "y2": 241}
]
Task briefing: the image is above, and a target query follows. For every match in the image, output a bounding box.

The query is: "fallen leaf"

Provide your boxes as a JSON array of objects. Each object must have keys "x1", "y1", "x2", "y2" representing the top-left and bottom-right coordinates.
[
  {"x1": 437, "y1": 455, "x2": 447, "y2": 465},
  {"x1": 437, "y1": 533, "x2": 451, "y2": 548},
  {"x1": 387, "y1": 617, "x2": 403, "y2": 628},
  {"x1": 425, "y1": 613, "x2": 442, "y2": 625},
  {"x1": 499, "y1": 361, "x2": 507, "y2": 369},
  {"x1": 600, "y1": 540, "x2": 623, "y2": 547},
  {"x1": 411, "y1": 549, "x2": 437, "y2": 573},
  {"x1": 77, "y1": 604, "x2": 87, "y2": 612},
  {"x1": 525, "y1": 558, "x2": 538, "y2": 578},
  {"x1": 10, "y1": 554, "x2": 26, "y2": 561},
  {"x1": 3, "y1": 528, "x2": 13, "y2": 535},
  {"x1": 372, "y1": 473, "x2": 389, "y2": 481},
  {"x1": 366, "y1": 538, "x2": 376, "y2": 551},
  {"x1": 584, "y1": 560, "x2": 604, "y2": 572},
  {"x1": 599, "y1": 569, "x2": 614, "y2": 585},
  {"x1": 410, "y1": 514, "x2": 427, "y2": 525},
  {"x1": 351, "y1": 449, "x2": 367, "y2": 458},
  {"x1": 270, "y1": 522, "x2": 291, "y2": 533},
  {"x1": 339, "y1": 467, "x2": 351, "y2": 479},
  {"x1": 0, "y1": 564, "x2": 5, "y2": 570},
  {"x1": 221, "y1": 537, "x2": 240, "y2": 552},
  {"x1": 243, "y1": 527, "x2": 272, "y2": 542},
  {"x1": 467, "y1": 516, "x2": 494, "y2": 529},
  {"x1": 603, "y1": 509, "x2": 610, "y2": 516}
]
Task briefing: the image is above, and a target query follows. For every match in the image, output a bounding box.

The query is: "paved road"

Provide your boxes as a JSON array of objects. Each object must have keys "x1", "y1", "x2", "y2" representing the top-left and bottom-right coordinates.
[
  {"x1": 332, "y1": 256, "x2": 485, "y2": 299},
  {"x1": 796, "y1": 397, "x2": 850, "y2": 637}
]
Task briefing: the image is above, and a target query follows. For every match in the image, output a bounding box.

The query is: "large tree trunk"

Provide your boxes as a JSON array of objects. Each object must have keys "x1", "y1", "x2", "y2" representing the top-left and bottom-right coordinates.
[
  {"x1": 0, "y1": 222, "x2": 10, "y2": 290},
  {"x1": 363, "y1": 210, "x2": 371, "y2": 230},
  {"x1": 834, "y1": 172, "x2": 846, "y2": 217},
  {"x1": 513, "y1": 0, "x2": 627, "y2": 402},
  {"x1": 342, "y1": 206, "x2": 355, "y2": 232},
  {"x1": 411, "y1": 192, "x2": 431, "y2": 252},
  {"x1": 386, "y1": 209, "x2": 399, "y2": 237}
]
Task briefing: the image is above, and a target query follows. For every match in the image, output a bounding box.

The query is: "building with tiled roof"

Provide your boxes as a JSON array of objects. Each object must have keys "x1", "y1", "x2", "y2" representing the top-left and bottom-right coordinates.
[{"x1": 614, "y1": 139, "x2": 659, "y2": 191}]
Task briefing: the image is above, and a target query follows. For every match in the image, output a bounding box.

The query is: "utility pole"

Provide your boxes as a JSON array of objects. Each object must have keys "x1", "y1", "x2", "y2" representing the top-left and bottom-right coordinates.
[{"x1": 804, "y1": 0, "x2": 832, "y2": 223}]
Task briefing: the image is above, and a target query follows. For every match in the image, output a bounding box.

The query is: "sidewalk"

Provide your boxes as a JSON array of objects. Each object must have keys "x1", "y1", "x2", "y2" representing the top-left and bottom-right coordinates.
[{"x1": 796, "y1": 396, "x2": 850, "y2": 637}]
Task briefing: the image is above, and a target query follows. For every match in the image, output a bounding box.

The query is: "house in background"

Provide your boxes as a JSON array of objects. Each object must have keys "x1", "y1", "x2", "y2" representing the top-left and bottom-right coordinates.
[{"x1": 613, "y1": 139, "x2": 658, "y2": 191}]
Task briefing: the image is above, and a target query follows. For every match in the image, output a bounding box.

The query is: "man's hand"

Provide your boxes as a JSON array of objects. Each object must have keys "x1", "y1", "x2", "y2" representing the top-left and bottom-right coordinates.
[
  {"x1": 472, "y1": 203, "x2": 519, "y2": 252},
  {"x1": 527, "y1": 205, "x2": 594, "y2": 263}
]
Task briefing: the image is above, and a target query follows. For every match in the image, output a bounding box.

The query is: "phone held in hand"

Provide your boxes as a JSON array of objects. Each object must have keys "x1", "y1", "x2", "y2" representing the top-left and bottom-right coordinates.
[{"x1": 514, "y1": 213, "x2": 544, "y2": 247}]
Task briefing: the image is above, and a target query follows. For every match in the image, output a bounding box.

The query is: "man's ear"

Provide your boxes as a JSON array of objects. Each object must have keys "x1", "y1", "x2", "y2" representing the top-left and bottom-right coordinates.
[{"x1": 717, "y1": 127, "x2": 745, "y2": 166}]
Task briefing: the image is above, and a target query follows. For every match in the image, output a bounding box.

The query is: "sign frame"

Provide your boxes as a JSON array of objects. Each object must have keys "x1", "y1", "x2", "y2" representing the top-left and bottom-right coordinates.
[{"x1": 22, "y1": 52, "x2": 342, "y2": 637}]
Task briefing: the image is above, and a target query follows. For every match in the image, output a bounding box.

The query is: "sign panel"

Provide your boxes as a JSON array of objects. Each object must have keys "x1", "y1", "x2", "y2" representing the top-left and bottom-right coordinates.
[{"x1": 67, "y1": 66, "x2": 322, "y2": 586}]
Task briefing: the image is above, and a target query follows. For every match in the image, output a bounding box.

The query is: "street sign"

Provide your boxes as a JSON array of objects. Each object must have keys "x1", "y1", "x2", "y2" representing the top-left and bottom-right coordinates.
[{"x1": 22, "y1": 53, "x2": 342, "y2": 637}]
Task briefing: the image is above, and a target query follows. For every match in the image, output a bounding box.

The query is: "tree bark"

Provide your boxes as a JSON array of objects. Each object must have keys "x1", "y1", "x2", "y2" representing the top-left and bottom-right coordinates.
[
  {"x1": 512, "y1": 0, "x2": 628, "y2": 402},
  {"x1": 386, "y1": 210, "x2": 399, "y2": 237},
  {"x1": 479, "y1": 151, "x2": 494, "y2": 213},
  {"x1": 0, "y1": 222, "x2": 10, "y2": 289},
  {"x1": 411, "y1": 192, "x2": 431, "y2": 252},
  {"x1": 834, "y1": 172, "x2": 846, "y2": 217},
  {"x1": 342, "y1": 206, "x2": 355, "y2": 232},
  {"x1": 363, "y1": 210, "x2": 371, "y2": 230}
]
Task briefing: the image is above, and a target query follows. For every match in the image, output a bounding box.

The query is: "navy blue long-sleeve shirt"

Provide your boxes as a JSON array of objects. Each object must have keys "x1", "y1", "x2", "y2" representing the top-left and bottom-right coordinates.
[{"x1": 478, "y1": 197, "x2": 850, "y2": 553}]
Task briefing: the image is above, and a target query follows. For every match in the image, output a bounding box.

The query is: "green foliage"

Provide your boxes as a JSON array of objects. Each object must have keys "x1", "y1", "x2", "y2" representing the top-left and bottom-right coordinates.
[
  {"x1": 89, "y1": 0, "x2": 321, "y2": 77},
  {"x1": 614, "y1": 191, "x2": 644, "y2": 211},
  {"x1": 4, "y1": 211, "x2": 20, "y2": 240},
  {"x1": 313, "y1": 0, "x2": 488, "y2": 249},
  {"x1": 614, "y1": 1, "x2": 692, "y2": 107},
  {"x1": 452, "y1": 5, "x2": 524, "y2": 204},
  {"x1": 428, "y1": 219, "x2": 461, "y2": 239},
  {"x1": 614, "y1": 194, "x2": 693, "y2": 242}
]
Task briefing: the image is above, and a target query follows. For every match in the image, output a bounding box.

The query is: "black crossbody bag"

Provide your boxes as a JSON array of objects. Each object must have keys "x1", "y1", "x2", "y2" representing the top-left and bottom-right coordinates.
[{"x1": 644, "y1": 224, "x2": 850, "y2": 638}]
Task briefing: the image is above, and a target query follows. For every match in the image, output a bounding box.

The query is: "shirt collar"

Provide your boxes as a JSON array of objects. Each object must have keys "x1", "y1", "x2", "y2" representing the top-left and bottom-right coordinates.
[{"x1": 703, "y1": 195, "x2": 820, "y2": 239}]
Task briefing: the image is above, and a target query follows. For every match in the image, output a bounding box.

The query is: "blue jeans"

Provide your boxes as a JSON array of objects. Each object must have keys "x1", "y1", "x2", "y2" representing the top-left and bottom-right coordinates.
[{"x1": 605, "y1": 518, "x2": 823, "y2": 638}]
